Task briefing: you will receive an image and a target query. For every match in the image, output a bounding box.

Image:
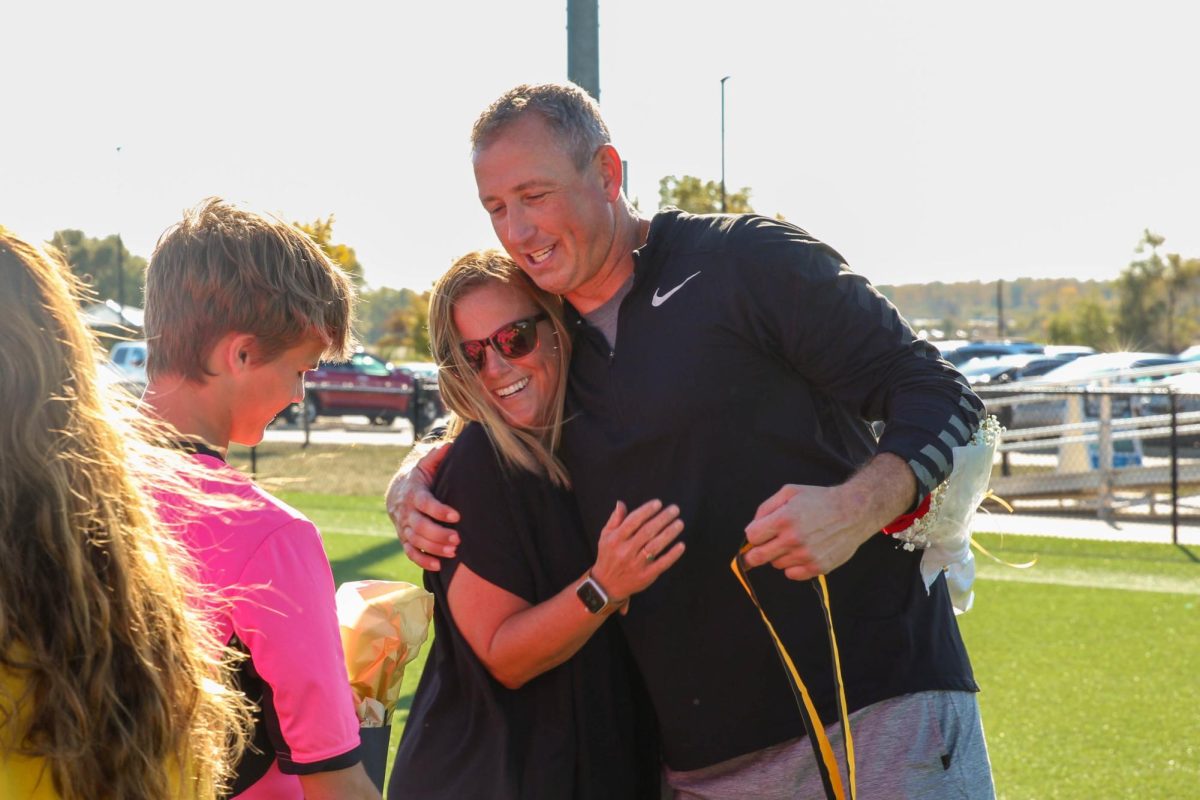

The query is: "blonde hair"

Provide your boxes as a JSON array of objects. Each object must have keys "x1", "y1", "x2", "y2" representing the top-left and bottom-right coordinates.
[
  {"x1": 0, "y1": 230, "x2": 251, "y2": 799},
  {"x1": 144, "y1": 197, "x2": 355, "y2": 382},
  {"x1": 471, "y1": 82, "x2": 611, "y2": 170},
  {"x1": 429, "y1": 250, "x2": 572, "y2": 487}
]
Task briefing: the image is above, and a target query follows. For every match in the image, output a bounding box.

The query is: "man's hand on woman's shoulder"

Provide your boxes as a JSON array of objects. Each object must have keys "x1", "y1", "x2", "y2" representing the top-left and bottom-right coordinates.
[{"x1": 387, "y1": 441, "x2": 461, "y2": 571}]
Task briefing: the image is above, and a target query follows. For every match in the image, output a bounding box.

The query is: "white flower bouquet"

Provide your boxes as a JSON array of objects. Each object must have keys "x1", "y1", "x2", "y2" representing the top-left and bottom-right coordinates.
[{"x1": 886, "y1": 416, "x2": 1003, "y2": 614}]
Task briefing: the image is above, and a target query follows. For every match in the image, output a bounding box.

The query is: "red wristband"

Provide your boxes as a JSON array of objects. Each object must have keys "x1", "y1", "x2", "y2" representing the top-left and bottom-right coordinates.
[{"x1": 881, "y1": 492, "x2": 932, "y2": 534}]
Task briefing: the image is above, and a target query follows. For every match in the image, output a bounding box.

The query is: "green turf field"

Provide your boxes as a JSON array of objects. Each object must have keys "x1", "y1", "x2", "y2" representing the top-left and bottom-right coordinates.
[
  {"x1": 304, "y1": 497, "x2": 1200, "y2": 798},
  {"x1": 964, "y1": 533, "x2": 1198, "y2": 798},
  {"x1": 238, "y1": 440, "x2": 1198, "y2": 797}
]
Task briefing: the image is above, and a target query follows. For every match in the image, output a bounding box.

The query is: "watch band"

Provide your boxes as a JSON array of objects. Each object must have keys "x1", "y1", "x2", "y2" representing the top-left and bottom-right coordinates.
[{"x1": 576, "y1": 572, "x2": 612, "y2": 614}]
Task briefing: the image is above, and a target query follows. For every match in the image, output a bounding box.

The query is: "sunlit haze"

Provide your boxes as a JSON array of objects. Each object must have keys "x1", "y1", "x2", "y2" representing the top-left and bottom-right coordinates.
[{"x1": 3, "y1": 0, "x2": 1197, "y2": 294}]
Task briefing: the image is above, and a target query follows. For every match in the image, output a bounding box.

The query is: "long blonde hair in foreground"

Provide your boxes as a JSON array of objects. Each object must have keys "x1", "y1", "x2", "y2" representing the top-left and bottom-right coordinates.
[
  {"x1": 429, "y1": 250, "x2": 573, "y2": 487},
  {"x1": 0, "y1": 230, "x2": 251, "y2": 799}
]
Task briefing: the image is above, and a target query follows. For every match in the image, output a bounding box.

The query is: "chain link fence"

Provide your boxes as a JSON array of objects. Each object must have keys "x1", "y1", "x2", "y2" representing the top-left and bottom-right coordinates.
[{"x1": 975, "y1": 382, "x2": 1200, "y2": 539}]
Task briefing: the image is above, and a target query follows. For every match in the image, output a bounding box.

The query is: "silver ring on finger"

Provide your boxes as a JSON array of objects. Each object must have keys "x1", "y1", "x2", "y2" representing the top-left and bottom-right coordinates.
[{"x1": 644, "y1": 548, "x2": 657, "y2": 563}]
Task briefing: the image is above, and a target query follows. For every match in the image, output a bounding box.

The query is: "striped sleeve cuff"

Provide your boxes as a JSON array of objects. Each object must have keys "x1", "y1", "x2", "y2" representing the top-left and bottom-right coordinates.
[{"x1": 903, "y1": 381, "x2": 985, "y2": 499}]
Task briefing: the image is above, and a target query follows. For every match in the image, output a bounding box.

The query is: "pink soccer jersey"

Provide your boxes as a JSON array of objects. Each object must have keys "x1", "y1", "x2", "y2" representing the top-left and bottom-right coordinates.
[{"x1": 161, "y1": 452, "x2": 361, "y2": 798}]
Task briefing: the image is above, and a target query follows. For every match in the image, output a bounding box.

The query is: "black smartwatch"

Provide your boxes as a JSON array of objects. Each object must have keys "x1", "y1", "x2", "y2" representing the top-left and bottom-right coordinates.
[{"x1": 576, "y1": 572, "x2": 614, "y2": 615}]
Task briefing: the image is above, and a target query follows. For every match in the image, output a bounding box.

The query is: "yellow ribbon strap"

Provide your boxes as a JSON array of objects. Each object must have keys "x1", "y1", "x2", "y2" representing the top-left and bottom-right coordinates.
[
  {"x1": 731, "y1": 545, "x2": 856, "y2": 800},
  {"x1": 970, "y1": 537, "x2": 1038, "y2": 570}
]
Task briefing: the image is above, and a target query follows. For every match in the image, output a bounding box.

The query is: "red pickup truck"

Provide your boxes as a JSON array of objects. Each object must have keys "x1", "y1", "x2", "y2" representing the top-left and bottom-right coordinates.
[{"x1": 285, "y1": 350, "x2": 442, "y2": 432}]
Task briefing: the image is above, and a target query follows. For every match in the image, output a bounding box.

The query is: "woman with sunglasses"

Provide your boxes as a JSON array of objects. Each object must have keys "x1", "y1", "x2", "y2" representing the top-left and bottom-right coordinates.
[{"x1": 388, "y1": 250, "x2": 684, "y2": 799}]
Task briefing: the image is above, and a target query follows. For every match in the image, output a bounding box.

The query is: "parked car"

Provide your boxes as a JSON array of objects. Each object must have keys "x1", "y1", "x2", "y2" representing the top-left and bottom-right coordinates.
[
  {"x1": 962, "y1": 354, "x2": 1071, "y2": 428},
  {"x1": 960, "y1": 357, "x2": 1027, "y2": 386},
  {"x1": 959, "y1": 354, "x2": 1074, "y2": 385},
  {"x1": 939, "y1": 340, "x2": 1043, "y2": 366},
  {"x1": 1035, "y1": 352, "x2": 1182, "y2": 385},
  {"x1": 108, "y1": 340, "x2": 148, "y2": 394},
  {"x1": 394, "y1": 361, "x2": 439, "y2": 380},
  {"x1": 1001, "y1": 352, "x2": 1183, "y2": 428},
  {"x1": 926, "y1": 338, "x2": 969, "y2": 359},
  {"x1": 396, "y1": 361, "x2": 448, "y2": 429},
  {"x1": 1041, "y1": 345, "x2": 1095, "y2": 362},
  {"x1": 287, "y1": 350, "x2": 416, "y2": 426},
  {"x1": 1136, "y1": 369, "x2": 1200, "y2": 417},
  {"x1": 1012, "y1": 356, "x2": 1075, "y2": 379}
]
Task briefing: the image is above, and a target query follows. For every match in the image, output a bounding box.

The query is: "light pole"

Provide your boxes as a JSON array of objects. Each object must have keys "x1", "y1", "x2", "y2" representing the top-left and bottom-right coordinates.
[
  {"x1": 720, "y1": 76, "x2": 731, "y2": 213},
  {"x1": 115, "y1": 145, "x2": 125, "y2": 310}
]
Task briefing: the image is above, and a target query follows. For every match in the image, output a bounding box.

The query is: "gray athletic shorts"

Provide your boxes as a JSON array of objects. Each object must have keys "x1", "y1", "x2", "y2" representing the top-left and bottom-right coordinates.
[{"x1": 664, "y1": 690, "x2": 995, "y2": 800}]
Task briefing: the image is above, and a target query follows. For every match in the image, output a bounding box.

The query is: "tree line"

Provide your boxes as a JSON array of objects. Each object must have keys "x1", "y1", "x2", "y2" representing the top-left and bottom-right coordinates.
[
  {"x1": 44, "y1": 178, "x2": 1200, "y2": 360},
  {"x1": 878, "y1": 231, "x2": 1200, "y2": 353},
  {"x1": 47, "y1": 216, "x2": 433, "y2": 361},
  {"x1": 652, "y1": 180, "x2": 1199, "y2": 353}
]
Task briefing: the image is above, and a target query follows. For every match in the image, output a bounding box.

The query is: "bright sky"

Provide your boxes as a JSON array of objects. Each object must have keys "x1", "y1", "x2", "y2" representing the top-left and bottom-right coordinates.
[{"x1": 3, "y1": 0, "x2": 1197, "y2": 295}]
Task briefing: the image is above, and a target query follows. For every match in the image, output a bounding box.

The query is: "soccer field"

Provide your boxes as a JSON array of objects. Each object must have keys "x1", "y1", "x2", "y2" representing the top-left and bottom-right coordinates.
[{"x1": 292, "y1": 486, "x2": 1199, "y2": 798}]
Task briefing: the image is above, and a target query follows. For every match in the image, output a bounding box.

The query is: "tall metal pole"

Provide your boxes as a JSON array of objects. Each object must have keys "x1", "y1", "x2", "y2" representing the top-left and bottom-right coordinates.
[
  {"x1": 116, "y1": 233, "x2": 125, "y2": 309},
  {"x1": 567, "y1": 0, "x2": 600, "y2": 101},
  {"x1": 115, "y1": 145, "x2": 125, "y2": 309},
  {"x1": 720, "y1": 75, "x2": 731, "y2": 213},
  {"x1": 996, "y1": 278, "x2": 1005, "y2": 339}
]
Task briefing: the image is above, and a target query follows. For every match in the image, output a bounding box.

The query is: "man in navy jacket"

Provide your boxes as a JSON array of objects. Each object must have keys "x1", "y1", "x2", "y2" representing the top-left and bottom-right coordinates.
[{"x1": 390, "y1": 82, "x2": 994, "y2": 798}]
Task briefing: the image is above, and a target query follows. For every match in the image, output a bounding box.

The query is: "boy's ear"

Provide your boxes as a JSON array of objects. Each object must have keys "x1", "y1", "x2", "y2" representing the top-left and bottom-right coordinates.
[{"x1": 210, "y1": 332, "x2": 258, "y2": 376}]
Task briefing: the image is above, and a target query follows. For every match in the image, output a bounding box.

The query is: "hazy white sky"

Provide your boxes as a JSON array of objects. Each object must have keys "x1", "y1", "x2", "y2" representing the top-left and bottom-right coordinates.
[{"x1": 3, "y1": 0, "x2": 1197, "y2": 294}]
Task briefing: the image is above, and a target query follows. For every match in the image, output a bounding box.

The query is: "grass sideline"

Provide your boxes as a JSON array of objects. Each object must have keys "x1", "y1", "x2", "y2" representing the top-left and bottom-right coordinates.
[
  {"x1": 227, "y1": 441, "x2": 408, "y2": 498},
  {"x1": 962, "y1": 533, "x2": 1198, "y2": 798},
  {"x1": 226, "y1": 445, "x2": 1199, "y2": 796},
  {"x1": 315, "y1": 521, "x2": 1199, "y2": 798}
]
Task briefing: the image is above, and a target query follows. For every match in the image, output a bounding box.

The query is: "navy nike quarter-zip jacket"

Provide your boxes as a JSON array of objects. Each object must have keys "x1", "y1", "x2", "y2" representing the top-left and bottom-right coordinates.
[{"x1": 560, "y1": 209, "x2": 984, "y2": 770}]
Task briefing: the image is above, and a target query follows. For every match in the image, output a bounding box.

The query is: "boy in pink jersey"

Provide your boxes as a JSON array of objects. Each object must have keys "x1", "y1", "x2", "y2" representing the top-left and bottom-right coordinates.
[{"x1": 142, "y1": 198, "x2": 380, "y2": 800}]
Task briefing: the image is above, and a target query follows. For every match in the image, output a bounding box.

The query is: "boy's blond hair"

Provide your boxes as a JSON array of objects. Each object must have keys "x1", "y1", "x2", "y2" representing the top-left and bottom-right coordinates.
[{"x1": 145, "y1": 197, "x2": 355, "y2": 381}]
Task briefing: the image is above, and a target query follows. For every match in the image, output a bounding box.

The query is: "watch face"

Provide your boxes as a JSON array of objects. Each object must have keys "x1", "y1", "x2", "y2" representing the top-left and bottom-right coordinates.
[{"x1": 576, "y1": 578, "x2": 608, "y2": 614}]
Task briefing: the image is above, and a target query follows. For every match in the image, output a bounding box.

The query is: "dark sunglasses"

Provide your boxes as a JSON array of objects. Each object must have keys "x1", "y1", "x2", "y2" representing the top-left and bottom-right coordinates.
[{"x1": 460, "y1": 312, "x2": 549, "y2": 372}]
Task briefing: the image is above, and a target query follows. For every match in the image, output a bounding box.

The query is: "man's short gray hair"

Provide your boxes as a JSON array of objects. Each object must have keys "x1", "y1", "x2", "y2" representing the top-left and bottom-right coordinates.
[{"x1": 471, "y1": 82, "x2": 611, "y2": 170}]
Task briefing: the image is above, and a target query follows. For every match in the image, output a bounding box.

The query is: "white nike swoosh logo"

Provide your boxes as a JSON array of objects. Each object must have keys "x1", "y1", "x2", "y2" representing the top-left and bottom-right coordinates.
[{"x1": 651, "y1": 271, "x2": 702, "y2": 307}]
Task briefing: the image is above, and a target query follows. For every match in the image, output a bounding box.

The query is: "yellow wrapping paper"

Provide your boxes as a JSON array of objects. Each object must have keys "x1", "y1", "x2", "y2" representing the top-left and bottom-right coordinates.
[{"x1": 336, "y1": 580, "x2": 434, "y2": 725}]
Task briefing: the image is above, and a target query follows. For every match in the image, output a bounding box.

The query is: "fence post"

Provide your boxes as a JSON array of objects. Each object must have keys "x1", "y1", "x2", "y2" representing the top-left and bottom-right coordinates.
[
  {"x1": 1170, "y1": 390, "x2": 1179, "y2": 546},
  {"x1": 1097, "y1": 385, "x2": 1113, "y2": 521},
  {"x1": 302, "y1": 394, "x2": 311, "y2": 449},
  {"x1": 410, "y1": 380, "x2": 423, "y2": 440},
  {"x1": 1060, "y1": 392, "x2": 1089, "y2": 473}
]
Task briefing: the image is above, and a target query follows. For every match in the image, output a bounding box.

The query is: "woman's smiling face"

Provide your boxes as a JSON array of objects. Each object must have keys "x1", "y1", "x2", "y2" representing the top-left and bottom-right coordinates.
[{"x1": 452, "y1": 280, "x2": 559, "y2": 431}]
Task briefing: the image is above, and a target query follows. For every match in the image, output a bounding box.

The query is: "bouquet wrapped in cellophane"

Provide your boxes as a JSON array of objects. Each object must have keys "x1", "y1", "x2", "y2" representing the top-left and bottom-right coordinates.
[
  {"x1": 884, "y1": 416, "x2": 1003, "y2": 615},
  {"x1": 336, "y1": 580, "x2": 434, "y2": 727}
]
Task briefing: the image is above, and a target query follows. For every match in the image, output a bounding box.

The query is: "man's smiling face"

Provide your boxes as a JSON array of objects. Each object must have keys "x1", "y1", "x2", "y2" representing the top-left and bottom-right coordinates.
[{"x1": 473, "y1": 113, "x2": 617, "y2": 300}]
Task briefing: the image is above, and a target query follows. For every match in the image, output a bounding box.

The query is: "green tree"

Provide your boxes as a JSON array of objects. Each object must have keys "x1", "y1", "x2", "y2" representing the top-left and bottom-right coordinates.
[
  {"x1": 376, "y1": 290, "x2": 431, "y2": 359},
  {"x1": 50, "y1": 230, "x2": 147, "y2": 307},
  {"x1": 1163, "y1": 251, "x2": 1200, "y2": 352},
  {"x1": 1112, "y1": 230, "x2": 1200, "y2": 352},
  {"x1": 1115, "y1": 230, "x2": 1166, "y2": 350},
  {"x1": 658, "y1": 175, "x2": 754, "y2": 214},
  {"x1": 1075, "y1": 296, "x2": 1116, "y2": 349},
  {"x1": 357, "y1": 286, "x2": 412, "y2": 344},
  {"x1": 1045, "y1": 312, "x2": 1073, "y2": 344},
  {"x1": 294, "y1": 215, "x2": 365, "y2": 286},
  {"x1": 1046, "y1": 293, "x2": 1114, "y2": 349}
]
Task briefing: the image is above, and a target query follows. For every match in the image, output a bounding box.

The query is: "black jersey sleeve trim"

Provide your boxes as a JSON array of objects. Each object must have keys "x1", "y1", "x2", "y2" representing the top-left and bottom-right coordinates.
[
  {"x1": 276, "y1": 744, "x2": 363, "y2": 775},
  {"x1": 172, "y1": 438, "x2": 226, "y2": 461}
]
